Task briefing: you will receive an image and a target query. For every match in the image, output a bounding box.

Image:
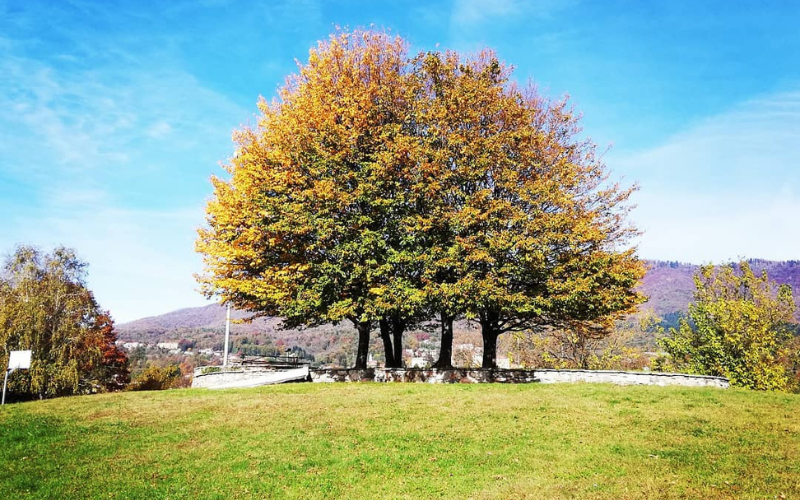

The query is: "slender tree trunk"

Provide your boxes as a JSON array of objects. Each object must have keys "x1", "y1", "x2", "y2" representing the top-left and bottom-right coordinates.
[
  {"x1": 354, "y1": 320, "x2": 372, "y2": 369},
  {"x1": 391, "y1": 316, "x2": 405, "y2": 368},
  {"x1": 576, "y1": 335, "x2": 590, "y2": 370},
  {"x1": 480, "y1": 309, "x2": 500, "y2": 369},
  {"x1": 379, "y1": 318, "x2": 395, "y2": 368},
  {"x1": 432, "y1": 313, "x2": 455, "y2": 369}
]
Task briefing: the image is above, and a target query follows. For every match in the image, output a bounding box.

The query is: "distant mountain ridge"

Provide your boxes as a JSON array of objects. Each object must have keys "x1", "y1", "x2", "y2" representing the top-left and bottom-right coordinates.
[
  {"x1": 117, "y1": 259, "x2": 800, "y2": 343},
  {"x1": 640, "y1": 259, "x2": 800, "y2": 319}
]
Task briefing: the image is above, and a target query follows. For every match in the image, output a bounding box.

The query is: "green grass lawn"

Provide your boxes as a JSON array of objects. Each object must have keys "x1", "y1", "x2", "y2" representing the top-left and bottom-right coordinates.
[{"x1": 1, "y1": 383, "x2": 798, "y2": 499}]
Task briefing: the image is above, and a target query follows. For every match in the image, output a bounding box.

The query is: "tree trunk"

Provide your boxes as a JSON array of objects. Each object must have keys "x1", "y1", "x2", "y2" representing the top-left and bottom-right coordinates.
[
  {"x1": 354, "y1": 320, "x2": 372, "y2": 369},
  {"x1": 391, "y1": 316, "x2": 405, "y2": 368},
  {"x1": 379, "y1": 318, "x2": 395, "y2": 368},
  {"x1": 432, "y1": 313, "x2": 455, "y2": 369},
  {"x1": 480, "y1": 309, "x2": 500, "y2": 369},
  {"x1": 481, "y1": 330, "x2": 499, "y2": 369}
]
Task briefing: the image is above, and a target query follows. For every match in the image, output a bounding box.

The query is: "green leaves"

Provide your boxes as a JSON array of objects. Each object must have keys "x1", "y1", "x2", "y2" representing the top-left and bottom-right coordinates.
[
  {"x1": 0, "y1": 245, "x2": 129, "y2": 398},
  {"x1": 660, "y1": 262, "x2": 794, "y2": 391}
]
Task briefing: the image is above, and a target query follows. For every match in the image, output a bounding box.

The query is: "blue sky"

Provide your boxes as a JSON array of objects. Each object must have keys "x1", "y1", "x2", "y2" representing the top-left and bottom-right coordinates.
[{"x1": 1, "y1": 0, "x2": 799, "y2": 322}]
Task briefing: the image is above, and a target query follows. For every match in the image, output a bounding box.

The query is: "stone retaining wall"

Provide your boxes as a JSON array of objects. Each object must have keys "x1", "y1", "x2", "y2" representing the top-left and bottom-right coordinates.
[
  {"x1": 193, "y1": 369, "x2": 265, "y2": 389},
  {"x1": 192, "y1": 367, "x2": 310, "y2": 389},
  {"x1": 310, "y1": 368, "x2": 729, "y2": 388}
]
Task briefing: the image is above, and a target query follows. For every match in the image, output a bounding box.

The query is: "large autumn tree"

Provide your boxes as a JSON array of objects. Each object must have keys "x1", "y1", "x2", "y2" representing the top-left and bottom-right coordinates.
[
  {"x1": 413, "y1": 50, "x2": 645, "y2": 368},
  {"x1": 197, "y1": 30, "x2": 645, "y2": 369},
  {"x1": 0, "y1": 246, "x2": 129, "y2": 399},
  {"x1": 197, "y1": 31, "x2": 426, "y2": 369},
  {"x1": 659, "y1": 262, "x2": 795, "y2": 391}
]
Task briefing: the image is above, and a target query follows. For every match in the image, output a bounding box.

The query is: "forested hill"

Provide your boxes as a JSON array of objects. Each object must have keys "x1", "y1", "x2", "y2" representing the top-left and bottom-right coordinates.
[
  {"x1": 116, "y1": 259, "x2": 800, "y2": 341},
  {"x1": 640, "y1": 259, "x2": 800, "y2": 319}
]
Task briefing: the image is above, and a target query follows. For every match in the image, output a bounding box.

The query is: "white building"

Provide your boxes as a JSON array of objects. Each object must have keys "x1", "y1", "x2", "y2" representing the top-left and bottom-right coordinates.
[{"x1": 410, "y1": 357, "x2": 429, "y2": 368}]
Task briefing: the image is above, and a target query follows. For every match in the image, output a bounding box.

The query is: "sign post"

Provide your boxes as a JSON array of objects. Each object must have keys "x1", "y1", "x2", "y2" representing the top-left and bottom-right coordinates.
[{"x1": 3, "y1": 350, "x2": 32, "y2": 405}]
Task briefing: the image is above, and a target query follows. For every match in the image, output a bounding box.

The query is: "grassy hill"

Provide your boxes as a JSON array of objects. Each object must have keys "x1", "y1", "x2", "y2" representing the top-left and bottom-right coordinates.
[{"x1": 1, "y1": 383, "x2": 798, "y2": 499}]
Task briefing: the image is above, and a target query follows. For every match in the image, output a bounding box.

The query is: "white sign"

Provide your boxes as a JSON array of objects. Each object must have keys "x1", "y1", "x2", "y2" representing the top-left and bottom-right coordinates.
[{"x1": 8, "y1": 350, "x2": 32, "y2": 370}]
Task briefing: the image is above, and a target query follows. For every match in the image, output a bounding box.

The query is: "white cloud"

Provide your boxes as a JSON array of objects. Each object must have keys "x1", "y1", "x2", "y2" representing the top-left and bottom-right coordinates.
[
  {"x1": 146, "y1": 121, "x2": 173, "y2": 139},
  {"x1": 617, "y1": 87, "x2": 800, "y2": 263},
  {"x1": 615, "y1": 89, "x2": 800, "y2": 190},
  {"x1": 451, "y1": 0, "x2": 521, "y2": 27},
  {"x1": 0, "y1": 51, "x2": 243, "y2": 180},
  {"x1": 450, "y1": 0, "x2": 576, "y2": 29}
]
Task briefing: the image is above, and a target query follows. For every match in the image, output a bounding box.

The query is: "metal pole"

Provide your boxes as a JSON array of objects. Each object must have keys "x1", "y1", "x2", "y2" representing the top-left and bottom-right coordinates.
[
  {"x1": 2, "y1": 369, "x2": 10, "y2": 405},
  {"x1": 223, "y1": 303, "x2": 231, "y2": 368}
]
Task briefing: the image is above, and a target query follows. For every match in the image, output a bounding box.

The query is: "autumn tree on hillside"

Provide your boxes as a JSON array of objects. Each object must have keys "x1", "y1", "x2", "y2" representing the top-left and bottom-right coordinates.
[
  {"x1": 197, "y1": 30, "x2": 645, "y2": 369},
  {"x1": 196, "y1": 31, "x2": 426, "y2": 369},
  {"x1": 659, "y1": 262, "x2": 795, "y2": 391},
  {"x1": 91, "y1": 312, "x2": 130, "y2": 391},
  {"x1": 0, "y1": 246, "x2": 129, "y2": 399}
]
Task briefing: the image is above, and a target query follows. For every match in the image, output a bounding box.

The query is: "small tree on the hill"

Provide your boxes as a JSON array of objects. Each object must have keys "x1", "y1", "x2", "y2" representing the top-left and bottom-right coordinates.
[
  {"x1": 509, "y1": 313, "x2": 657, "y2": 370},
  {"x1": 659, "y1": 262, "x2": 794, "y2": 391},
  {"x1": 0, "y1": 245, "x2": 129, "y2": 398},
  {"x1": 127, "y1": 364, "x2": 182, "y2": 391}
]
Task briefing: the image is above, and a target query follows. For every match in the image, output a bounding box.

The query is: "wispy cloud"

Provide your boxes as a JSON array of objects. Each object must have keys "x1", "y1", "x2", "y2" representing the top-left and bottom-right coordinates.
[
  {"x1": 451, "y1": 0, "x2": 522, "y2": 27},
  {"x1": 445, "y1": 0, "x2": 579, "y2": 60},
  {"x1": 146, "y1": 121, "x2": 173, "y2": 139},
  {"x1": 0, "y1": 1, "x2": 251, "y2": 321},
  {"x1": 616, "y1": 89, "x2": 800, "y2": 192},
  {"x1": 450, "y1": 0, "x2": 576, "y2": 30},
  {"x1": 616, "y1": 87, "x2": 800, "y2": 262},
  {"x1": 0, "y1": 50, "x2": 244, "y2": 180}
]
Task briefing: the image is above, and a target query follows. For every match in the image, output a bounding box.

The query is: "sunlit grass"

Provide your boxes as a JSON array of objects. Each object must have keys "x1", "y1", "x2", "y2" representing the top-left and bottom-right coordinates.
[{"x1": 1, "y1": 383, "x2": 798, "y2": 499}]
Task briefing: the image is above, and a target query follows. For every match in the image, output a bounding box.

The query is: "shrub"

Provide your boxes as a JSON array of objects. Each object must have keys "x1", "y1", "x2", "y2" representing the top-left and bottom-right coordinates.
[{"x1": 127, "y1": 364, "x2": 183, "y2": 391}]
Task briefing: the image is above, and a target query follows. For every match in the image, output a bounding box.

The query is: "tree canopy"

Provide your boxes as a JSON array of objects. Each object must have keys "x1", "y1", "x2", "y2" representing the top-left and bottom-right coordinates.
[
  {"x1": 196, "y1": 30, "x2": 645, "y2": 369},
  {"x1": 0, "y1": 245, "x2": 129, "y2": 399},
  {"x1": 659, "y1": 261, "x2": 795, "y2": 391}
]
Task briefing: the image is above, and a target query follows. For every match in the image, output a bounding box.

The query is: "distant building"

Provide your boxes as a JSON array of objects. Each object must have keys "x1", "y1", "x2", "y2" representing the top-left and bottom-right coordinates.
[
  {"x1": 156, "y1": 342, "x2": 179, "y2": 350},
  {"x1": 367, "y1": 353, "x2": 378, "y2": 368},
  {"x1": 410, "y1": 357, "x2": 429, "y2": 368},
  {"x1": 496, "y1": 356, "x2": 511, "y2": 369},
  {"x1": 122, "y1": 342, "x2": 143, "y2": 350}
]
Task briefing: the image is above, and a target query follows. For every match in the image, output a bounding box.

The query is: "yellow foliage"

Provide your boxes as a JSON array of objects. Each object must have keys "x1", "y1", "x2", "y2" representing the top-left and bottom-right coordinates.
[{"x1": 196, "y1": 30, "x2": 645, "y2": 369}]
